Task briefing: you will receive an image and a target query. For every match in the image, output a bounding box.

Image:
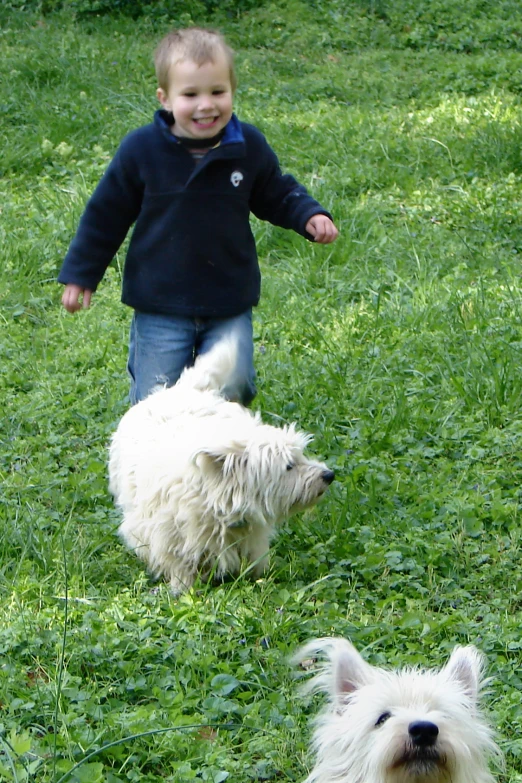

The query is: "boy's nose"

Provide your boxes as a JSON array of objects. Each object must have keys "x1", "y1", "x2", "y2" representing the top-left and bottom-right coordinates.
[{"x1": 197, "y1": 95, "x2": 214, "y2": 109}]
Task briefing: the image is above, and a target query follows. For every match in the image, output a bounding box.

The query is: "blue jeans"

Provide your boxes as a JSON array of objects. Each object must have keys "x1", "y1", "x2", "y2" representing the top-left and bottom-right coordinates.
[{"x1": 127, "y1": 309, "x2": 257, "y2": 406}]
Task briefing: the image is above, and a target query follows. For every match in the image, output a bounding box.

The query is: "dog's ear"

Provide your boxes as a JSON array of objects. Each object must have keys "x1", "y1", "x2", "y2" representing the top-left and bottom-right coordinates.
[
  {"x1": 193, "y1": 441, "x2": 246, "y2": 471},
  {"x1": 334, "y1": 641, "x2": 374, "y2": 693},
  {"x1": 293, "y1": 638, "x2": 374, "y2": 709},
  {"x1": 442, "y1": 645, "x2": 484, "y2": 701}
]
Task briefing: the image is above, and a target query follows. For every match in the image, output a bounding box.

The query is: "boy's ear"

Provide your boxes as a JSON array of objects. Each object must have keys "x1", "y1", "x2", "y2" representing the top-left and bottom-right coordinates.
[{"x1": 156, "y1": 87, "x2": 170, "y2": 110}]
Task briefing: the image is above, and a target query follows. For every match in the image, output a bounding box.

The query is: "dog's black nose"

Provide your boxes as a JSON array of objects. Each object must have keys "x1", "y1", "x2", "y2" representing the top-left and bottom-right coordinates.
[
  {"x1": 408, "y1": 721, "x2": 439, "y2": 747},
  {"x1": 322, "y1": 470, "x2": 335, "y2": 485}
]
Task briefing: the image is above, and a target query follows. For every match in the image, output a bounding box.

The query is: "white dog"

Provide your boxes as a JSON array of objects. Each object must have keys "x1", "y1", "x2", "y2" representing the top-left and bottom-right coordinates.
[
  {"x1": 109, "y1": 337, "x2": 334, "y2": 594},
  {"x1": 294, "y1": 637, "x2": 501, "y2": 783}
]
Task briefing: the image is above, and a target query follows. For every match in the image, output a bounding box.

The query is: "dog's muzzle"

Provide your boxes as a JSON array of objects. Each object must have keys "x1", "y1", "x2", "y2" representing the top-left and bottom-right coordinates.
[
  {"x1": 393, "y1": 722, "x2": 444, "y2": 774},
  {"x1": 322, "y1": 470, "x2": 335, "y2": 485}
]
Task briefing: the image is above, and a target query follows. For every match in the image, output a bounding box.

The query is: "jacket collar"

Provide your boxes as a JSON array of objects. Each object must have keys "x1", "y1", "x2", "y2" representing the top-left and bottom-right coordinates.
[{"x1": 154, "y1": 110, "x2": 245, "y2": 147}]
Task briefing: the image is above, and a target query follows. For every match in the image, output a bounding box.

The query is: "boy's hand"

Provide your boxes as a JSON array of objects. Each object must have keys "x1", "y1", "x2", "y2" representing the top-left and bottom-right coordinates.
[
  {"x1": 62, "y1": 283, "x2": 93, "y2": 313},
  {"x1": 306, "y1": 214, "x2": 339, "y2": 244}
]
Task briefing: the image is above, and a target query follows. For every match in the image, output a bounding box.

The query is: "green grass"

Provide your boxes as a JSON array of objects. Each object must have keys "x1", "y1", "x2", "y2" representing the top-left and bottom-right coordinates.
[{"x1": 2, "y1": 1, "x2": 522, "y2": 780}]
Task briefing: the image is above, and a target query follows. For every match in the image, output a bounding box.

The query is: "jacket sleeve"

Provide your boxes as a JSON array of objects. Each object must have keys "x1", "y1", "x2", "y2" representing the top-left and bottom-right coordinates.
[
  {"x1": 57, "y1": 139, "x2": 144, "y2": 290},
  {"x1": 248, "y1": 131, "x2": 332, "y2": 240}
]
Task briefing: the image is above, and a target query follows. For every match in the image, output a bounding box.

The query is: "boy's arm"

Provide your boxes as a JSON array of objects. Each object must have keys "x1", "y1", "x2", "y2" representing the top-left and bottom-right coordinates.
[
  {"x1": 58, "y1": 142, "x2": 143, "y2": 295},
  {"x1": 249, "y1": 131, "x2": 337, "y2": 241}
]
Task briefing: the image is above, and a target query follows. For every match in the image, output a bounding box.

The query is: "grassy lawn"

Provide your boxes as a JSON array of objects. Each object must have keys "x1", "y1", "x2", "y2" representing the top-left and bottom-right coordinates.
[{"x1": 1, "y1": 1, "x2": 522, "y2": 780}]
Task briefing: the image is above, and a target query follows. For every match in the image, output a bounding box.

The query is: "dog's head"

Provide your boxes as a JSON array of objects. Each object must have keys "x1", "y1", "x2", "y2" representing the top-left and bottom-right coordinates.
[
  {"x1": 294, "y1": 638, "x2": 500, "y2": 783},
  {"x1": 191, "y1": 422, "x2": 334, "y2": 524}
]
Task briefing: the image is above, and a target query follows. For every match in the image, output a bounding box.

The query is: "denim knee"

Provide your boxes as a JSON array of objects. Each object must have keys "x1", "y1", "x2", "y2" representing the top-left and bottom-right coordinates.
[
  {"x1": 127, "y1": 311, "x2": 196, "y2": 405},
  {"x1": 222, "y1": 377, "x2": 257, "y2": 407}
]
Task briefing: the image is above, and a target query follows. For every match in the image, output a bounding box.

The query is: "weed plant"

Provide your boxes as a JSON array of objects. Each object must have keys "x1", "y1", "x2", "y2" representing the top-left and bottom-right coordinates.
[{"x1": 1, "y1": 1, "x2": 522, "y2": 781}]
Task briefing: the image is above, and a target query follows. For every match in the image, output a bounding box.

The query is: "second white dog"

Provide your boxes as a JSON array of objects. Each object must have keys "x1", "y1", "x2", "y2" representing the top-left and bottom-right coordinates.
[
  {"x1": 109, "y1": 337, "x2": 334, "y2": 594},
  {"x1": 293, "y1": 637, "x2": 501, "y2": 783}
]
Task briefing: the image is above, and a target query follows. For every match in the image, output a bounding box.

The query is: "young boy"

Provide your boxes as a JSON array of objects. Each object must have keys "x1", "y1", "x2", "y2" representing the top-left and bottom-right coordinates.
[{"x1": 58, "y1": 27, "x2": 338, "y2": 405}]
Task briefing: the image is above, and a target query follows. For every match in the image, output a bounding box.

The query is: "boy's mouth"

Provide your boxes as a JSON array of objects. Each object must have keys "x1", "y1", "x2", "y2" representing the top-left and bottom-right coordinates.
[{"x1": 193, "y1": 116, "x2": 218, "y2": 128}]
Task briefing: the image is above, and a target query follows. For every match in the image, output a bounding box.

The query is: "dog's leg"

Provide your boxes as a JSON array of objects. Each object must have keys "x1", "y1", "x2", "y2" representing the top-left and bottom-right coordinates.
[
  {"x1": 250, "y1": 553, "x2": 269, "y2": 579},
  {"x1": 167, "y1": 561, "x2": 197, "y2": 595},
  {"x1": 118, "y1": 520, "x2": 150, "y2": 564},
  {"x1": 243, "y1": 527, "x2": 271, "y2": 578}
]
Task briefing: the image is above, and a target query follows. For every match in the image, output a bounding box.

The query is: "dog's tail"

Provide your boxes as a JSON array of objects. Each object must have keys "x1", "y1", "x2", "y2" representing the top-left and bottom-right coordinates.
[{"x1": 179, "y1": 334, "x2": 239, "y2": 393}]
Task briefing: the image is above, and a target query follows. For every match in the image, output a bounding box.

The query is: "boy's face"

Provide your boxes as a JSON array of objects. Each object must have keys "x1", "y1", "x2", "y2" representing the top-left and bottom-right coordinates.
[{"x1": 157, "y1": 53, "x2": 233, "y2": 140}]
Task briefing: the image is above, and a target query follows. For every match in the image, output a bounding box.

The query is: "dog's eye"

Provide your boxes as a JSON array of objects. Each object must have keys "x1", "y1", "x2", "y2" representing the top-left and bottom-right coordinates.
[
  {"x1": 375, "y1": 712, "x2": 391, "y2": 727},
  {"x1": 286, "y1": 463, "x2": 295, "y2": 471}
]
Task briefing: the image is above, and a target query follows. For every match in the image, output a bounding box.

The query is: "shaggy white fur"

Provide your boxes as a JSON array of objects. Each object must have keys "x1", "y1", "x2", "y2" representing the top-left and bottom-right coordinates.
[
  {"x1": 109, "y1": 337, "x2": 334, "y2": 594},
  {"x1": 294, "y1": 637, "x2": 501, "y2": 783}
]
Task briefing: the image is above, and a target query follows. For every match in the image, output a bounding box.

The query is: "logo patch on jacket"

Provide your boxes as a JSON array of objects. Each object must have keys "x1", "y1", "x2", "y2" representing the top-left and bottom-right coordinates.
[{"x1": 230, "y1": 170, "x2": 244, "y2": 188}]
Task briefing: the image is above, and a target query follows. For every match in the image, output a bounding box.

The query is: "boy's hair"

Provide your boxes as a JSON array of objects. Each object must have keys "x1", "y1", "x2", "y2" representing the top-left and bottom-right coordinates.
[{"x1": 154, "y1": 27, "x2": 237, "y2": 93}]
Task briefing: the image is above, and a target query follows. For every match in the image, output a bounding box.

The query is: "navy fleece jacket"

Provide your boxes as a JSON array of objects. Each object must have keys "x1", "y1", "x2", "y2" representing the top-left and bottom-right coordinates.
[{"x1": 58, "y1": 111, "x2": 332, "y2": 317}]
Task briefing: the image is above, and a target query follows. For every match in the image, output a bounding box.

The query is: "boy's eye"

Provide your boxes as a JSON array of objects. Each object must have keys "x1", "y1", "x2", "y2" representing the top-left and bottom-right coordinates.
[
  {"x1": 212, "y1": 89, "x2": 225, "y2": 95},
  {"x1": 183, "y1": 92, "x2": 196, "y2": 97}
]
